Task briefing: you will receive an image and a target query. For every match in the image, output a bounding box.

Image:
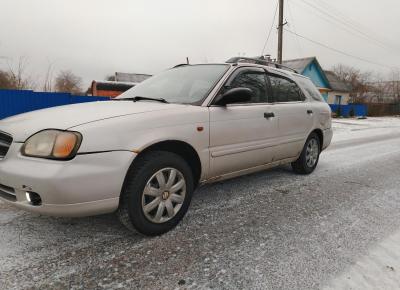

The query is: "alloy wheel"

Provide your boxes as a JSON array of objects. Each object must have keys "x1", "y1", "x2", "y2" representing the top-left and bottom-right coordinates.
[
  {"x1": 141, "y1": 168, "x2": 186, "y2": 224},
  {"x1": 306, "y1": 138, "x2": 319, "y2": 168}
]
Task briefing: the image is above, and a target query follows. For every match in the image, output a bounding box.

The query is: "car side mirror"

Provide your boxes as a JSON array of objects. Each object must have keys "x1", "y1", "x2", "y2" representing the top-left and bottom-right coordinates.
[{"x1": 214, "y1": 88, "x2": 253, "y2": 106}]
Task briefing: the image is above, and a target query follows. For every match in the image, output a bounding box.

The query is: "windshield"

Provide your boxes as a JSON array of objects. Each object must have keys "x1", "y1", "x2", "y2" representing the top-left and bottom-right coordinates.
[{"x1": 117, "y1": 64, "x2": 229, "y2": 104}]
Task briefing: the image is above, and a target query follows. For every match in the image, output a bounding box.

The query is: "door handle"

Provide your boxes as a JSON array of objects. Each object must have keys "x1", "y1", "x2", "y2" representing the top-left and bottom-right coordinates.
[
  {"x1": 307, "y1": 110, "x2": 313, "y2": 115},
  {"x1": 264, "y1": 112, "x2": 275, "y2": 119}
]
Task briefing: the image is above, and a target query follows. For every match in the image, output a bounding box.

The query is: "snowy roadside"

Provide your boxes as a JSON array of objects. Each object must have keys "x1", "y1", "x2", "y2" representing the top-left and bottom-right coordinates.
[
  {"x1": 324, "y1": 230, "x2": 400, "y2": 290},
  {"x1": 332, "y1": 116, "x2": 400, "y2": 143}
]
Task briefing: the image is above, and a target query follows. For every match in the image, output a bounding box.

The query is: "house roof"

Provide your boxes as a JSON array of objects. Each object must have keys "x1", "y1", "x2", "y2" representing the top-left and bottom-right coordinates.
[
  {"x1": 115, "y1": 72, "x2": 152, "y2": 83},
  {"x1": 324, "y1": 71, "x2": 352, "y2": 92},
  {"x1": 92, "y1": 80, "x2": 136, "y2": 91},
  {"x1": 282, "y1": 57, "x2": 315, "y2": 74},
  {"x1": 283, "y1": 57, "x2": 331, "y2": 89}
]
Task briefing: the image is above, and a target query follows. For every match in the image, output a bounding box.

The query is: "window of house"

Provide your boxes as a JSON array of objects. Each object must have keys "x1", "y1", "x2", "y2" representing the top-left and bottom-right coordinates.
[{"x1": 335, "y1": 95, "x2": 342, "y2": 105}]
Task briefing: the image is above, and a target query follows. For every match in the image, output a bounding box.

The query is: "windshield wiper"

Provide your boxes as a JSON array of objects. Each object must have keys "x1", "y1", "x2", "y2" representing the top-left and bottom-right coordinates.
[{"x1": 113, "y1": 96, "x2": 168, "y2": 103}]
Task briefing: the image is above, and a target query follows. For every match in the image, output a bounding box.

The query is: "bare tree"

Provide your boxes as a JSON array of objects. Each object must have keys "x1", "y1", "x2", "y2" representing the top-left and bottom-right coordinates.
[
  {"x1": 332, "y1": 64, "x2": 372, "y2": 102},
  {"x1": 54, "y1": 70, "x2": 83, "y2": 94},
  {"x1": 6, "y1": 56, "x2": 34, "y2": 89},
  {"x1": 389, "y1": 69, "x2": 400, "y2": 103},
  {"x1": 0, "y1": 57, "x2": 34, "y2": 90},
  {"x1": 42, "y1": 63, "x2": 55, "y2": 92},
  {"x1": 0, "y1": 70, "x2": 14, "y2": 89},
  {"x1": 369, "y1": 72, "x2": 387, "y2": 103}
]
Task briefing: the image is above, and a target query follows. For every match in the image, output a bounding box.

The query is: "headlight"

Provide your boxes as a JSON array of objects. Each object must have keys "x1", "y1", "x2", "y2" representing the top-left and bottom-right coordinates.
[{"x1": 22, "y1": 130, "x2": 82, "y2": 160}]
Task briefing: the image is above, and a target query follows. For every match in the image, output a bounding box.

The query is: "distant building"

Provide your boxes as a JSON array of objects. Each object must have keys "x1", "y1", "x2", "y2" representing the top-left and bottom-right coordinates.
[
  {"x1": 283, "y1": 57, "x2": 352, "y2": 105},
  {"x1": 90, "y1": 72, "x2": 152, "y2": 98},
  {"x1": 115, "y1": 72, "x2": 152, "y2": 83},
  {"x1": 90, "y1": 81, "x2": 136, "y2": 98},
  {"x1": 282, "y1": 57, "x2": 331, "y2": 101},
  {"x1": 324, "y1": 70, "x2": 352, "y2": 105},
  {"x1": 362, "y1": 81, "x2": 400, "y2": 103}
]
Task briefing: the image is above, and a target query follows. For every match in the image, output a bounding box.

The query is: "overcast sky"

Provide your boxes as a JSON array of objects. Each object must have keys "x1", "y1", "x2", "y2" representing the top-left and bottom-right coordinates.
[{"x1": 1, "y1": 0, "x2": 399, "y2": 88}]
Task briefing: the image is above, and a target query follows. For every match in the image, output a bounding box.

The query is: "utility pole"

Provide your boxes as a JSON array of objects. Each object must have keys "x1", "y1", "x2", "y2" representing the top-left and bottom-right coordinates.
[{"x1": 277, "y1": 0, "x2": 284, "y2": 64}]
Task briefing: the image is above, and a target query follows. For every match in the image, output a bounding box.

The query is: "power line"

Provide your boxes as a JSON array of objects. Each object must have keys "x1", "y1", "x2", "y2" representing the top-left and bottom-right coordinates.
[
  {"x1": 290, "y1": 0, "x2": 384, "y2": 49},
  {"x1": 310, "y1": 0, "x2": 395, "y2": 47},
  {"x1": 261, "y1": 0, "x2": 279, "y2": 56},
  {"x1": 297, "y1": 0, "x2": 397, "y2": 52},
  {"x1": 311, "y1": 0, "x2": 367, "y2": 29},
  {"x1": 290, "y1": 0, "x2": 368, "y2": 43},
  {"x1": 284, "y1": 28, "x2": 397, "y2": 69}
]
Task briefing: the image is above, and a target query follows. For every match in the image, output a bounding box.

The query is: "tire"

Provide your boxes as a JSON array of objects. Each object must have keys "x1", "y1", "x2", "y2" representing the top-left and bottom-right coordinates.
[
  {"x1": 291, "y1": 133, "x2": 321, "y2": 175},
  {"x1": 117, "y1": 151, "x2": 194, "y2": 236}
]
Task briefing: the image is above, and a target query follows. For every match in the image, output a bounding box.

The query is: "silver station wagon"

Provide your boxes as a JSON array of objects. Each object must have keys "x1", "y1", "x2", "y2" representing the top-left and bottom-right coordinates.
[{"x1": 0, "y1": 57, "x2": 332, "y2": 236}]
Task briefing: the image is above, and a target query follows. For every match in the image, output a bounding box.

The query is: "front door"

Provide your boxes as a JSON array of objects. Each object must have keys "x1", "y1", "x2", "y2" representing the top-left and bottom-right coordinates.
[{"x1": 209, "y1": 67, "x2": 279, "y2": 177}]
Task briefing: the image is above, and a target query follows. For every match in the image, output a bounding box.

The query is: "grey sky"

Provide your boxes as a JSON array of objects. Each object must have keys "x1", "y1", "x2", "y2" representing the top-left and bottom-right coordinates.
[{"x1": 1, "y1": 0, "x2": 399, "y2": 88}]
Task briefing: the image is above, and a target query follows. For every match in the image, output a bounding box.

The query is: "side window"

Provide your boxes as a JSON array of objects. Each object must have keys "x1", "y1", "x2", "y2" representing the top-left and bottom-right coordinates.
[
  {"x1": 294, "y1": 76, "x2": 325, "y2": 102},
  {"x1": 227, "y1": 69, "x2": 269, "y2": 103},
  {"x1": 268, "y1": 74, "x2": 304, "y2": 103}
]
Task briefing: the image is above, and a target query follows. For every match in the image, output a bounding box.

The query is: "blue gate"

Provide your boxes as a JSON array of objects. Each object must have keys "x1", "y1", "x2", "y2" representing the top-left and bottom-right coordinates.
[
  {"x1": 329, "y1": 104, "x2": 368, "y2": 118},
  {"x1": 0, "y1": 90, "x2": 108, "y2": 119}
]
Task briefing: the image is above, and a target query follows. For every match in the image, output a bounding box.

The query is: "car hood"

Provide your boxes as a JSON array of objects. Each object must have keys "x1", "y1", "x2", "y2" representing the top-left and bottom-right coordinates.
[{"x1": 0, "y1": 100, "x2": 184, "y2": 141}]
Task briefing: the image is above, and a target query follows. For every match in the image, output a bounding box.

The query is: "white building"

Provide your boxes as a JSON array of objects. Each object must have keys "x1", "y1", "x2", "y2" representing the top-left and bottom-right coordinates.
[{"x1": 324, "y1": 70, "x2": 352, "y2": 105}]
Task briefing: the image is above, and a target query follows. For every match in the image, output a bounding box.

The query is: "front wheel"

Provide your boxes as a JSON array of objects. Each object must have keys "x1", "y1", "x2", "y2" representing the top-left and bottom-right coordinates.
[
  {"x1": 291, "y1": 133, "x2": 321, "y2": 175},
  {"x1": 117, "y1": 151, "x2": 194, "y2": 236}
]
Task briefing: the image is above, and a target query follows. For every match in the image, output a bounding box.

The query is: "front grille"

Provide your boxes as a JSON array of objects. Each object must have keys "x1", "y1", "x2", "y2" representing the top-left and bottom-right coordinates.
[
  {"x1": 0, "y1": 131, "x2": 13, "y2": 159},
  {"x1": 0, "y1": 184, "x2": 16, "y2": 202}
]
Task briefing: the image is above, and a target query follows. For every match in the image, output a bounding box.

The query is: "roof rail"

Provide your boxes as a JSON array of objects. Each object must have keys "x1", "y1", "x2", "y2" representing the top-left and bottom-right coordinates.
[
  {"x1": 226, "y1": 57, "x2": 298, "y2": 73},
  {"x1": 173, "y1": 63, "x2": 190, "y2": 68}
]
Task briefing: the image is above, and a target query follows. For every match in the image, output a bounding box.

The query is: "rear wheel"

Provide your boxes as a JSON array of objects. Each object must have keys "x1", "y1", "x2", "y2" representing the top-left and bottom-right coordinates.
[
  {"x1": 291, "y1": 133, "x2": 321, "y2": 175},
  {"x1": 117, "y1": 151, "x2": 194, "y2": 236}
]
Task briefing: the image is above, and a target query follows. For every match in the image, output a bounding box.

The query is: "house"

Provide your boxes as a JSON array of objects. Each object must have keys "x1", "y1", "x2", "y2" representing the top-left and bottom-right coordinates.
[
  {"x1": 90, "y1": 81, "x2": 136, "y2": 98},
  {"x1": 282, "y1": 57, "x2": 331, "y2": 101},
  {"x1": 324, "y1": 70, "x2": 352, "y2": 105},
  {"x1": 115, "y1": 72, "x2": 152, "y2": 83},
  {"x1": 90, "y1": 72, "x2": 152, "y2": 97},
  {"x1": 283, "y1": 57, "x2": 353, "y2": 105}
]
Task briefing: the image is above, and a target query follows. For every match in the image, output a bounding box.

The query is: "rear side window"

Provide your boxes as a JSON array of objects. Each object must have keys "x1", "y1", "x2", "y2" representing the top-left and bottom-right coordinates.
[
  {"x1": 268, "y1": 74, "x2": 304, "y2": 103},
  {"x1": 294, "y1": 76, "x2": 325, "y2": 102}
]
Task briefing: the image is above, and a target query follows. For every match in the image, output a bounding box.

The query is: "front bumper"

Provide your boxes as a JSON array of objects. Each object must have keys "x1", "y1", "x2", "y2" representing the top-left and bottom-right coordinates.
[{"x1": 0, "y1": 143, "x2": 135, "y2": 217}]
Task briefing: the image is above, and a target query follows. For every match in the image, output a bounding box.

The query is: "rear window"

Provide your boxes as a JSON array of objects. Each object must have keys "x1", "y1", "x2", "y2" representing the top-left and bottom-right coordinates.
[{"x1": 294, "y1": 76, "x2": 325, "y2": 102}]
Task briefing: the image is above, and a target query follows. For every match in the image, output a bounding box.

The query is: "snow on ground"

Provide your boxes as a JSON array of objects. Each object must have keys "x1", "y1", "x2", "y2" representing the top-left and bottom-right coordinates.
[
  {"x1": 324, "y1": 230, "x2": 400, "y2": 290},
  {"x1": 332, "y1": 116, "x2": 400, "y2": 142}
]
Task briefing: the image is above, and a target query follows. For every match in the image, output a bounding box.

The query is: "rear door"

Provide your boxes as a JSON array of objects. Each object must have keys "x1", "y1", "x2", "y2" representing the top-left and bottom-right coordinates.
[
  {"x1": 266, "y1": 72, "x2": 314, "y2": 161},
  {"x1": 209, "y1": 67, "x2": 279, "y2": 177}
]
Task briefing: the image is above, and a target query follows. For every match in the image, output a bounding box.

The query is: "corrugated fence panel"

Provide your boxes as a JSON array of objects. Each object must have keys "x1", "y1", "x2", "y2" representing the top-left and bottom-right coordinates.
[
  {"x1": 329, "y1": 104, "x2": 368, "y2": 117},
  {"x1": 0, "y1": 90, "x2": 108, "y2": 119},
  {"x1": 365, "y1": 103, "x2": 400, "y2": 116},
  {"x1": 354, "y1": 104, "x2": 368, "y2": 117}
]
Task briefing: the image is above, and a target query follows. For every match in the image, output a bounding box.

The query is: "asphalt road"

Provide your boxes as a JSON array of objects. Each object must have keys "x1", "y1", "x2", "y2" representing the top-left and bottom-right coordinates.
[{"x1": 1, "y1": 118, "x2": 400, "y2": 290}]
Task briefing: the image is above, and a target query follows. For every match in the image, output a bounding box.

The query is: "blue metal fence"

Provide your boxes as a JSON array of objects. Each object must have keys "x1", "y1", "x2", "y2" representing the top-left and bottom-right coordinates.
[
  {"x1": 0, "y1": 89, "x2": 370, "y2": 120},
  {"x1": 329, "y1": 104, "x2": 368, "y2": 118},
  {"x1": 0, "y1": 90, "x2": 108, "y2": 119}
]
